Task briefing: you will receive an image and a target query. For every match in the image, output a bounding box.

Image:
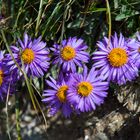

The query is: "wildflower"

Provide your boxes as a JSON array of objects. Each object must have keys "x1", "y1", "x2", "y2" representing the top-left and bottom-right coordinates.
[
  {"x1": 5, "y1": 33, "x2": 49, "y2": 78},
  {"x1": 51, "y1": 37, "x2": 89, "y2": 72},
  {"x1": 128, "y1": 32, "x2": 140, "y2": 68},
  {"x1": 42, "y1": 76, "x2": 72, "y2": 117},
  {"x1": 92, "y1": 33, "x2": 138, "y2": 85},
  {"x1": 67, "y1": 66, "x2": 108, "y2": 112},
  {"x1": 0, "y1": 51, "x2": 13, "y2": 99}
]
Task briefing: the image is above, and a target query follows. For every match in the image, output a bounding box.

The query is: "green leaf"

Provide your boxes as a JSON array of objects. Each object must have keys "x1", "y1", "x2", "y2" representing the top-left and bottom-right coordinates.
[
  {"x1": 67, "y1": 18, "x2": 88, "y2": 29},
  {"x1": 42, "y1": 1, "x2": 63, "y2": 36},
  {"x1": 115, "y1": 10, "x2": 139, "y2": 21}
]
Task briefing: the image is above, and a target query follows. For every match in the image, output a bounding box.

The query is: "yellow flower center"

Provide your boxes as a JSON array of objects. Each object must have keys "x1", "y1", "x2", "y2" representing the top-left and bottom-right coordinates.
[
  {"x1": 0, "y1": 70, "x2": 3, "y2": 86},
  {"x1": 77, "y1": 81, "x2": 93, "y2": 97},
  {"x1": 108, "y1": 48, "x2": 128, "y2": 67},
  {"x1": 61, "y1": 45, "x2": 76, "y2": 61},
  {"x1": 56, "y1": 85, "x2": 68, "y2": 102},
  {"x1": 138, "y1": 48, "x2": 140, "y2": 53},
  {"x1": 21, "y1": 48, "x2": 35, "y2": 64}
]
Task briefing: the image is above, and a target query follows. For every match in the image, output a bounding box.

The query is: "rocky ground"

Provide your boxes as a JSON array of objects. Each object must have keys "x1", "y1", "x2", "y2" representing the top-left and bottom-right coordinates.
[{"x1": 1, "y1": 80, "x2": 140, "y2": 140}]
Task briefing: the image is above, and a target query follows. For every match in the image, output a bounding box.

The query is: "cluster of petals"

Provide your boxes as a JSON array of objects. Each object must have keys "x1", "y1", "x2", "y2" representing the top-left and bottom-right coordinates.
[
  {"x1": 42, "y1": 66, "x2": 109, "y2": 117},
  {"x1": 5, "y1": 33, "x2": 50, "y2": 78},
  {"x1": 43, "y1": 33, "x2": 140, "y2": 117},
  {"x1": 0, "y1": 33, "x2": 50, "y2": 99},
  {"x1": 127, "y1": 32, "x2": 140, "y2": 68},
  {"x1": 92, "y1": 33, "x2": 139, "y2": 85},
  {"x1": 0, "y1": 51, "x2": 14, "y2": 99},
  {"x1": 1, "y1": 32, "x2": 140, "y2": 118},
  {"x1": 51, "y1": 37, "x2": 89, "y2": 72},
  {"x1": 42, "y1": 37, "x2": 109, "y2": 117}
]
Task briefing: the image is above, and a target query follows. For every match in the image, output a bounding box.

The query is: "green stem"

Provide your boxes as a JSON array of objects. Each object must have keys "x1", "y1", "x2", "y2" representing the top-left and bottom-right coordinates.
[
  {"x1": 15, "y1": 94, "x2": 22, "y2": 140},
  {"x1": 35, "y1": 0, "x2": 43, "y2": 37},
  {"x1": 0, "y1": 1, "x2": 1, "y2": 15},
  {"x1": 6, "y1": 82, "x2": 12, "y2": 140},
  {"x1": 1, "y1": 30, "x2": 47, "y2": 133},
  {"x1": 106, "y1": 0, "x2": 112, "y2": 47},
  {"x1": 1, "y1": 30, "x2": 24, "y2": 75},
  {"x1": 13, "y1": 0, "x2": 28, "y2": 30},
  {"x1": 60, "y1": 9, "x2": 66, "y2": 42}
]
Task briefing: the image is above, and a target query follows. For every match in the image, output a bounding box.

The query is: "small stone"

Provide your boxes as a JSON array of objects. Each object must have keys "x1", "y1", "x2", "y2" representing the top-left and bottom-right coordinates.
[
  {"x1": 23, "y1": 116, "x2": 32, "y2": 122},
  {"x1": 92, "y1": 133, "x2": 109, "y2": 140}
]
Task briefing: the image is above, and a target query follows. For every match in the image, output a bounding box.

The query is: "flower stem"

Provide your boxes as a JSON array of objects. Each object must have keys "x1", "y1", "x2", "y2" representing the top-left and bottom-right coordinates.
[
  {"x1": 15, "y1": 94, "x2": 22, "y2": 140},
  {"x1": 106, "y1": 0, "x2": 112, "y2": 48},
  {"x1": 35, "y1": 0, "x2": 43, "y2": 37}
]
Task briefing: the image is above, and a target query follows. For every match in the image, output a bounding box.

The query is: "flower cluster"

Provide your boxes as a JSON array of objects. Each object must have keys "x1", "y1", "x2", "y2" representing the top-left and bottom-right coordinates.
[
  {"x1": 42, "y1": 66, "x2": 108, "y2": 117},
  {"x1": 1, "y1": 32, "x2": 140, "y2": 117}
]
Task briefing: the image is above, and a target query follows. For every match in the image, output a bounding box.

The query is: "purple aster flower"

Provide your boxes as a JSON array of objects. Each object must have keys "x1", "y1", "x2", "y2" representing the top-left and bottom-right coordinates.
[
  {"x1": 0, "y1": 51, "x2": 13, "y2": 99},
  {"x1": 127, "y1": 32, "x2": 140, "y2": 68},
  {"x1": 51, "y1": 37, "x2": 89, "y2": 72},
  {"x1": 0, "y1": 51, "x2": 4, "y2": 62},
  {"x1": 67, "y1": 66, "x2": 108, "y2": 113},
  {"x1": 5, "y1": 33, "x2": 50, "y2": 78},
  {"x1": 42, "y1": 76, "x2": 72, "y2": 117},
  {"x1": 92, "y1": 33, "x2": 138, "y2": 85}
]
